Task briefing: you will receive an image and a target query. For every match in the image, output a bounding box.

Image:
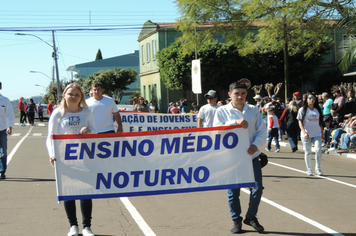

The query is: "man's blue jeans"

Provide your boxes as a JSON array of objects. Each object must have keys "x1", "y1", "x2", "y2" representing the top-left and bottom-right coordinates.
[
  {"x1": 0, "y1": 129, "x2": 8, "y2": 174},
  {"x1": 227, "y1": 157, "x2": 263, "y2": 222},
  {"x1": 332, "y1": 128, "x2": 346, "y2": 148},
  {"x1": 301, "y1": 136, "x2": 322, "y2": 170},
  {"x1": 341, "y1": 133, "x2": 356, "y2": 150}
]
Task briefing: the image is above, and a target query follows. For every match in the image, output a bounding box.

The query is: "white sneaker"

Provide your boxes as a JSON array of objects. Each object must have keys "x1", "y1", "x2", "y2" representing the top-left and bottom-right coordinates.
[
  {"x1": 265, "y1": 147, "x2": 270, "y2": 152},
  {"x1": 330, "y1": 139, "x2": 337, "y2": 144},
  {"x1": 306, "y1": 169, "x2": 313, "y2": 176},
  {"x1": 328, "y1": 147, "x2": 336, "y2": 151},
  {"x1": 315, "y1": 169, "x2": 323, "y2": 176},
  {"x1": 82, "y1": 227, "x2": 95, "y2": 236},
  {"x1": 275, "y1": 149, "x2": 280, "y2": 153},
  {"x1": 278, "y1": 139, "x2": 282, "y2": 141},
  {"x1": 67, "y1": 225, "x2": 79, "y2": 236},
  {"x1": 321, "y1": 143, "x2": 326, "y2": 147}
]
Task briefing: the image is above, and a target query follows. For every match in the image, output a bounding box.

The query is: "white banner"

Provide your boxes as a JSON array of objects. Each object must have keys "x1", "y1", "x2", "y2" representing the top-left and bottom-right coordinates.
[
  {"x1": 53, "y1": 126, "x2": 255, "y2": 201},
  {"x1": 120, "y1": 111, "x2": 198, "y2": 132},
  {"x1": 192, "y1": 59, "x2": 202, "y2": 94}
]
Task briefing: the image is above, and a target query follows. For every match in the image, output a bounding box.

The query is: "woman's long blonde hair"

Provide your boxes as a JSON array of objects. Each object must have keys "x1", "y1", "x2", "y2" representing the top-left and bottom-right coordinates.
[
  {"x1": 59, "y1": 83, "x2": 88, "y2": 121},
  {"x1": 288, "y1": 100, "x2": 298, "y2": 113}
]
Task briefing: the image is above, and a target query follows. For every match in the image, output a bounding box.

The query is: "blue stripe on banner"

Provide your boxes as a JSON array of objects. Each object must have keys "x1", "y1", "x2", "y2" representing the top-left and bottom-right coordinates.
[{"x1": 58, "y1": 182, "x2": 256, "y2": 201}]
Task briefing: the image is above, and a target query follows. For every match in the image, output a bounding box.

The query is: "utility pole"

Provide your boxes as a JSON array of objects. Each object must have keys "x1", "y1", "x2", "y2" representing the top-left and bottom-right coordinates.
[{"x1": 52, "y1": 31, "x2": 61, "y2": 102}]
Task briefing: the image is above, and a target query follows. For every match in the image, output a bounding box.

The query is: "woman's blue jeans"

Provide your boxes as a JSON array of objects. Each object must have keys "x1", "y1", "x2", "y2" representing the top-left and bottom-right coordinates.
[
  {"x1": 301, "y1": 136, "x2": 322, "y2": 170},
  {"x1": 227, "y1": 157, "x2": 263, "y2": 222}
]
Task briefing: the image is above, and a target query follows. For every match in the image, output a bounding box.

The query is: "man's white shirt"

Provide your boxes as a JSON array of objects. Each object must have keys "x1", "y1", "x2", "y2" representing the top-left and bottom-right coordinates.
[
  {"x1": 86, "y1": 96, "x2": 119, "y2": 133},
  {"x1": 197, "y1": 104, "x2": 220, "y2": 127}
]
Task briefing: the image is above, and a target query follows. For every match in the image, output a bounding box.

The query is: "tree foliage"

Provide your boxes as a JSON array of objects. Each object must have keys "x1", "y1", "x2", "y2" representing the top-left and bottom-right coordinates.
[
  {"x1": 95, "y1": 49, "x2": 103, "y2": 60},
  {"x1": 82, "y1": 67, "x2": 138, "y2": 103},
  {"x1": 174, "y1": 0, "x2": 352, "y2": 97},
  {"x1": 338, "y1": 6, "x2": 356, "y2": 72},
  {"x1": 157, "y1": 41, "x2": 327, "y2": 93}
]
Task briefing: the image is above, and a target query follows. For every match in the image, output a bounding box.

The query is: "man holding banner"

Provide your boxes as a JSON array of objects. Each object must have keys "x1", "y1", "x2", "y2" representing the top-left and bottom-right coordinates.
[{"x1": 213, "y1": 81, "x2": 267, "y2": 233}]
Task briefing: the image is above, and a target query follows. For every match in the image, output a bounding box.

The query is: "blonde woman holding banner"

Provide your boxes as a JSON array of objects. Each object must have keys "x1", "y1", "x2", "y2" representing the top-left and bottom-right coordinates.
[{"x1": 46, "y1": 83, "x2": 97, "y2": 236}]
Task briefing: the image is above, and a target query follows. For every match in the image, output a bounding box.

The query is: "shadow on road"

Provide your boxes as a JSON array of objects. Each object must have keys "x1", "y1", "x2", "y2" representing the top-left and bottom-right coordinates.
[{"x1": 1, "y1": 177, "x2": 55, "y2": 182}]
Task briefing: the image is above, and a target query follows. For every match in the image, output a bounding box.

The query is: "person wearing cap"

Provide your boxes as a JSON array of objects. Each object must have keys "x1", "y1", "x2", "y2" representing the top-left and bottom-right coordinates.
[
  {"x1": 197, "y1": 90, "x2": 220, "y2": 127},
  {"x1": 0, "y1": 82, "x2": 15, "y2": 180},
  {"x1": 293, "y1": 92, "x2": 303, "y2": 108},
  {"x1": 331, "y1": 89, "x2": 345, "y2": 123},
  {"x1": 253, "y1": 95, "x2": 263, "y2": 111},
  {"x1": 322, "y1": 92, "x2": 333, "y2": 119},
  {"x1": 213, "y1": 81, "x2": 266, "y2": 233}
]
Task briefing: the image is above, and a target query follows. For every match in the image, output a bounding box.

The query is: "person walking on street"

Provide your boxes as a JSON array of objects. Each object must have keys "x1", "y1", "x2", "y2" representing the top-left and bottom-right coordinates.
[
  {"x1": 25, "y1": 98, "x2": 37, "y2": 126},
  {"x1": 46, "y1": 83, "x2": 97, "y2": 236},
  {"x1": 86, "y1": 83, "x2": 123, "y2": 133},
  {"x1": 0, "y1": 81, "x2": 15, "y2": 180},
  {"x1": 37, "y1": 102, "x2": 44, "y2": 122},
  {"x1": 266, "y1": 108, "x2": 280, "y2": 152},
  {"x1": 297, "y1": 91, "x2": 324, "y2": 176},
  {"x1": 213, "y1": 81, "x2": 266, "y2": 233},
  {"x1": 18, "y1": 96, "x2": 26, "y2": 126},
  {"x1": 279, "y1": 100, "x2": 299, "y2": 152},
  {"x1": 197, "y1": 90, "x2": 220, "y2": 128},
  {"x1": 47, "y1": 100, "x2": 54, "y2": 118}
]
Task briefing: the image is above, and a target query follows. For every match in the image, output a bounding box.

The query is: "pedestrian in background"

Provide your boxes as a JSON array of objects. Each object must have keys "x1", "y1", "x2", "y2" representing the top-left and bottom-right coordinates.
[
  {"x1": 266, "y1": 108, "x2": 280, "y2": 152},
  {"x1": 86, "y1": 83, "x2": 123, "y2": 134},
  {"x1": 37, "y1": 102, "x2": 44, "y2": 122},
  {"x1": 279, "y1": 100, "x2": 299, "y2": 152},
  {"x1": 25, "y1": 98, "x2": 37, "y2": 126},
  {"x1": 18, "y1": 96, "x2": 26, "y2": 126},
  {"x1": 47, "y1": 100, "x2": 54, "y2": 117},
  {"x1": 197, "y1": 90, "x2": 219, "y2": 128},
  {"x1": 0, "y1": 82, "x2": 15, "y2": 180},
  {"x1": 46, "y1": 83, "x2": 97, "y2": 236},
  {"x1": 297, "y1": 91, "x2": 324, "y2": 176},
  {"x1": 190, "y1": 102, "x2": 200, "y2": 114},
  {"x1": 133, "y1": 97, "x2": 149, "y2": 112}
]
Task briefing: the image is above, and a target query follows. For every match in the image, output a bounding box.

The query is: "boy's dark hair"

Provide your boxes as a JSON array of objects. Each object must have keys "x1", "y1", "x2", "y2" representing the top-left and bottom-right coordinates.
[
  {"x1": 192, "y1": 102, "x2": 197, "y2": 106},
  {"x1": 92, "y1": 83, "x2": 103, "y2": 88},
  {"x1": 0, "y1": 81, "x2": 2, "y2": 88},
  {"x1": 286, "y1": 97, "x2": 292, "y2": 102},
  {"x1": 229, "y1": 81, "x2": 247, "y2": 92}
]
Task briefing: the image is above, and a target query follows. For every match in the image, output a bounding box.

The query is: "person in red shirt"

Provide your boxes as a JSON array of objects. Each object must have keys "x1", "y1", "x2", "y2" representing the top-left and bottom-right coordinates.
[
  {"x1": 18, "y1": 97, "x2": 26, "y2": 126},
  {"x1": 47, "y1": 100, "x2": 54, "y2": 117}
]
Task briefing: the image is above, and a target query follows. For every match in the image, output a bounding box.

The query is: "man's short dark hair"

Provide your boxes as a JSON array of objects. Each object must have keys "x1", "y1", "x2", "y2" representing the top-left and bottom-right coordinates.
[
  {"x1": 0, "y1": 82, "x2": 2, "y2": 88},
  {"x1": 229, "y1": 81, "x2": 247, "y2": 92},
  {"x1": 92, "y1": 83, "x2": 102, "y2": 88},
  {"x1": 192, "y1": 102, "x2": 197, "y2": 106}
]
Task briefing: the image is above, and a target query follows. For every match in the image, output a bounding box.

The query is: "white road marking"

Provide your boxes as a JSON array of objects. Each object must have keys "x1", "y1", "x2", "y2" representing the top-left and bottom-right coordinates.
[
  {"x1": 242, "y1": 188, "x2": 344, "y2": 236},
  {"x1": 269, "y1": 161, "x2": 356, "y2": 189},
  {"x1": 38, "y1": 123, "x2": 45, "y2": 126},
  {"x1": 33, "y1": 133, "x2": 42, "y2": 136},
  {"x1": 12, "y1": 133, "x2": 21, "y2": 136},
  {"x1": 7, "y1": 126, "x2": 33, "y2": 165},
  {"x1": 120, "y1": 197, "x2": 156, "y2": 236}
]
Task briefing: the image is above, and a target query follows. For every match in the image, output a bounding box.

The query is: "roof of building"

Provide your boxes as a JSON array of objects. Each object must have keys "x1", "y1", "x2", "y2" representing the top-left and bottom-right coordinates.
[{"x1": 67, "y1": 50, "x2": 139, "y2": 71}]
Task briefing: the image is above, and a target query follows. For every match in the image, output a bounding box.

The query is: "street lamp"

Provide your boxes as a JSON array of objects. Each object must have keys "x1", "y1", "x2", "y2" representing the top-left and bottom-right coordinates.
[
  {"x1": 35, "y1": 84, "x2": 47, "y2": 91},
  {"x1": 16, "y1": 32, "x2": 61, "y2": 102},
  {"x1": 30, "y1": 70, "x2": 53, "y2": 83}
]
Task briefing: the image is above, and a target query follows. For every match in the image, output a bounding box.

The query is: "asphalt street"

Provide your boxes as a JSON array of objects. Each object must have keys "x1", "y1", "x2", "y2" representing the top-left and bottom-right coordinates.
[{"x1": 1, "y1": 120, "x2": 356, "y2": 236}]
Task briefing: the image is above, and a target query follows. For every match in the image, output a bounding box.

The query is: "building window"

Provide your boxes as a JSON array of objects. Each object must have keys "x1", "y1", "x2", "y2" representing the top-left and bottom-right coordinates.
[
  {"x1": 141, "y1": 45, "x2": 145, "y2": 64},
  {"x1": 152, "y1": 40, "x2": 156, "y2": 59},
  {"x1": 146, "y1": 43, "x2": 151, "y2": 62}
]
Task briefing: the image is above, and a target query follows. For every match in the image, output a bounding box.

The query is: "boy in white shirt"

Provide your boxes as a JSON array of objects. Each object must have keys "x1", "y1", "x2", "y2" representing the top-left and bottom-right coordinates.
[
  {"x1": 197, "y1": 90, "x2": 220, "y2": 127},
  {"x1": 266, "y1": 108, "x2": 280, "y2": 152}
]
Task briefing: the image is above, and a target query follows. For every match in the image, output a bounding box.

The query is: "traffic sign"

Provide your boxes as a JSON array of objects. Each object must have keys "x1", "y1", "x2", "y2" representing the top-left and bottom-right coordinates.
[{"x1": 239, "y1": 78, "x2": 251, "y2": 89}]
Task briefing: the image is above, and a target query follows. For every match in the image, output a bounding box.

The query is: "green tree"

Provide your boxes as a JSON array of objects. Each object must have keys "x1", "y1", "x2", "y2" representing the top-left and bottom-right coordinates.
[
  {"x1": 175, "y1": 0, "x2": 350, "y2": 98},
  {"x1": 338, "y1": 6, "x2": 356, "y2": 72},
  {"x1": 157, "y1": 41, "x2": 326, "y2": 94},
  {"x1": 83, "y1": 67, "x2": 138, "y2": 103},
  {"x1": 95, "y1": 49, "x2": 103, "y2": 60}
]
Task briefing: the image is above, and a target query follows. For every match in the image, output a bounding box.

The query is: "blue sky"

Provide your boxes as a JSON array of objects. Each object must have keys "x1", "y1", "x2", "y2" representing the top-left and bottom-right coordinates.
[{"x1": 0, "y1": 0, "x2": 180, "y2": 101}]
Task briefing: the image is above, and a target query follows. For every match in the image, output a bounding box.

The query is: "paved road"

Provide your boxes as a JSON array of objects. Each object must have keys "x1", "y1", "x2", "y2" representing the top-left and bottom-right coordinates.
[{"x1": 1, "y1": 121, "x2": 356, "y2": 236}]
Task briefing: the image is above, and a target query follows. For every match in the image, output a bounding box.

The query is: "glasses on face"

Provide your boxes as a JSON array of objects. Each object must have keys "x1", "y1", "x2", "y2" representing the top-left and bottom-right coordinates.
[
  {"x1": 66, "y1": 93, "x2": 81, "y2": 98},
  {"x1": 308, "y1": 97, "x2": 316, "y2": 100}
]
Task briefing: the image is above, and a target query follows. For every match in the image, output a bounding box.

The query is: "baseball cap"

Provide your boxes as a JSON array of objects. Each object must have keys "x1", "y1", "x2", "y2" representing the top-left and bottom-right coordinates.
[
  {"x1": 293, "y1": 91, "x2": 300, "y2": 96},
  {"x1": 253, "y1": 95, "x2": 261, "y2": 99},
  {"x1": 204, "y1": 90, "x2": 217, "y2": 98},
  {"x1": 271, "y1": 95, "x2": 277, "y2": 99},
  {"x1": 332, "y1": 89, "x2": 341, "y2": 94}
]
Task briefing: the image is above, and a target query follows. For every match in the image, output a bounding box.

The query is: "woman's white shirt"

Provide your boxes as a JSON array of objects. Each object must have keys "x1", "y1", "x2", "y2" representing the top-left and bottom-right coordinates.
[
  {"x1": 46, "y1": 108, "x2": 97, "y2": 157},
  {"x1": 297, "y1": 107, "x2": 321, "y2": 138}
]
